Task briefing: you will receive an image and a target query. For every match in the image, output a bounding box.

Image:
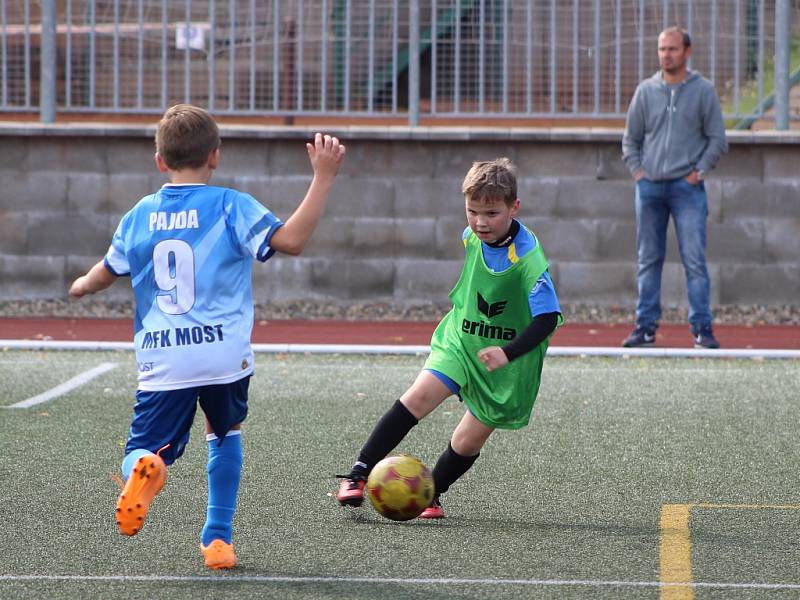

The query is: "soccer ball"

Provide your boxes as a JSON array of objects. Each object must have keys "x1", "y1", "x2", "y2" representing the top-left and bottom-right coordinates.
[{"x1": 367, "y1": 454, "x2": 434, "y2": 521}]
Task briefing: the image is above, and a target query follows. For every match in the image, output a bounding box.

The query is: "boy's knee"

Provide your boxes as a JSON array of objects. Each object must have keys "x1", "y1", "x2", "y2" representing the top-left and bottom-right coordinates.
[
  {"x1": 450, "y1": 434, "x2": 487, "y2": 457},
  {"x1": 400, "y1": 394, "x2": 444, "y2": 420},
  {"x1": 451, "y1": 415, "x2": 494, "y2": 456},
  {"x1": 400, "y1": 372, "x2": 453, "y2": 418}
]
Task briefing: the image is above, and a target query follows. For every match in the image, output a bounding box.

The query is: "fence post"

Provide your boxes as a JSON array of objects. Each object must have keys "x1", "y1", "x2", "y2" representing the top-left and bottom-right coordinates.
[
  {"x1": 40, "y1": 0, "x2": 57, "y2": 123},
  {"x1": 774, "y1": 0, "x2": 792, "y2": 130},
  {"x1": 408, "y1": 0, "x2": 420, "y2": 127}
]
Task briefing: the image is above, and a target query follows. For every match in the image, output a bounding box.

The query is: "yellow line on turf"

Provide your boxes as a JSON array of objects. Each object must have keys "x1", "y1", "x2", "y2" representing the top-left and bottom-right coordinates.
[
  {"x1": 693, "y1": 503, "x2": 800, "y2": 510},
  {"x1": 659, "y1": 502, "x2": 800, "y2": 600},
  {"x1": 660, "y1": 504, "x2": 694, "y2": 600}
]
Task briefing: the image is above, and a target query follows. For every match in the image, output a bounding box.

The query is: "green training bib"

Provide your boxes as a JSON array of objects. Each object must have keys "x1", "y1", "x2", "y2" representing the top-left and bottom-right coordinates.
[{"x1": 424, "y1": 228, "x2": 558, "y2": 429}]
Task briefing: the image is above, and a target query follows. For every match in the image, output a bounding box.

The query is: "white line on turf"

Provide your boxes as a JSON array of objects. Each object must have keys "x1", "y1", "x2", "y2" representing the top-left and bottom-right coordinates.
[
  {"x1": 0, "y1": 575, "x2": 799, "y2": 590},
  {"x1": 3, "y1": 362, "x2": 118, "y2": 409},
  {"x1": 1, "y1": 339, "x2": 799, "y2": 359}
]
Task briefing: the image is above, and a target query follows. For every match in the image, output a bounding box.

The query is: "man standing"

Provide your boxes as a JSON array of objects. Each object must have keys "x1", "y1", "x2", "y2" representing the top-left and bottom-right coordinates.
[{"x1": 622, "y1": 26, "x2": 728, "y2": 349}]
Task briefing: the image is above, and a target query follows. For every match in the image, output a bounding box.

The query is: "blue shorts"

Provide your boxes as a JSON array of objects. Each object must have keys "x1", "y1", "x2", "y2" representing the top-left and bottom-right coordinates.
[
  {"x1": 125, "y1": 376, "x2": 250, "y2": 465},
  {"x1": 426, "y1": 368, "x2": 461, "y2": 396}
]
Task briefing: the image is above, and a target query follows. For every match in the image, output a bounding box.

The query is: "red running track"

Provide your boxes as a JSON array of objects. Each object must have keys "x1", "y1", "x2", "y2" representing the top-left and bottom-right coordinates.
[{"x1": 0, "y1": 318, "x2": 797, "y2": 349}]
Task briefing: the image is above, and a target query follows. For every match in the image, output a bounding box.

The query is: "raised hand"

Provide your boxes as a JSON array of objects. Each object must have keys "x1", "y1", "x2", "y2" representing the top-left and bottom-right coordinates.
[{"x1": 306, "y1": 133, "x2": 346, "y2": 181}]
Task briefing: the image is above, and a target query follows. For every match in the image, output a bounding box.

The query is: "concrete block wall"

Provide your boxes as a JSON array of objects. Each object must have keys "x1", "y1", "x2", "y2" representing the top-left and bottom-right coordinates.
[{"x1": 0, "y1": 124, "x2": 797, "y2": 308}]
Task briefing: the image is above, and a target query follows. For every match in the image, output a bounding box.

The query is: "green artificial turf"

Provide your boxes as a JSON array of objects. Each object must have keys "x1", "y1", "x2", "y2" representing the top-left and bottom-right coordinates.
[{"x1": 1, "y1": 351, "x2": 798, "y2": 599}]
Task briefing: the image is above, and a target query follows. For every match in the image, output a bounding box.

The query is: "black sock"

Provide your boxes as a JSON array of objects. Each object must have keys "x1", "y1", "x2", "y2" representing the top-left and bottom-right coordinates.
[
  {"x1": 351, "y1": 399, "x2": 418, "y2": 479},
  {"x1": 432, "y1": 442, "x2": 479, "y2": 496}
]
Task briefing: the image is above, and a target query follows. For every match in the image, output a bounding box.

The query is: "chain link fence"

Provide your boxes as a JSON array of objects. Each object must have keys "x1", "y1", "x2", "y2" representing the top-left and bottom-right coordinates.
[{"x1": 2, "y1": 0, "x2": 798, "y2": 126}]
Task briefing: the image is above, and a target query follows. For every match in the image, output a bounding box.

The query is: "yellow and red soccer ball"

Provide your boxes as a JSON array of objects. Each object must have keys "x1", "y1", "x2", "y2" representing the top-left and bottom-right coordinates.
[{"x1": 367, "y1": 454, "x2": 434, "y2": 521}]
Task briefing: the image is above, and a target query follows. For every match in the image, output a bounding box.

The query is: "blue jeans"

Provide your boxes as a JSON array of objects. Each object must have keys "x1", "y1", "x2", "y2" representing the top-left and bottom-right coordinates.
[{"x1": 634, "y1": 177, "x2": 712, "y2": 334}]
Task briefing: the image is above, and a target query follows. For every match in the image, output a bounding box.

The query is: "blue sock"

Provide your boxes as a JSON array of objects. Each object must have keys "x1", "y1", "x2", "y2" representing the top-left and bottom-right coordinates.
[
  {"x1": 121, "y1": 448, "x2": 154, "y2": 480},
  {"x1": 201, "y1": 431, "x2": 243, "y2": 546}
]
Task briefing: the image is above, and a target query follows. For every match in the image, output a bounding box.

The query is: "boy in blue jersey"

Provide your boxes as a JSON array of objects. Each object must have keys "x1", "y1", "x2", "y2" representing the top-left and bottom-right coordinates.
[
  {"x1": 336, "y1": 158, "x2": 561, "y2": 518},
  {"x1": 69, "y1": 104, "x2": 345, "y2": 568}
]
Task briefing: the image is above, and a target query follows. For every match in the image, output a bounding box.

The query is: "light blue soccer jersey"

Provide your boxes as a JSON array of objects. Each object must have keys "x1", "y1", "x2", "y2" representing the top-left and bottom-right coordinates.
[
  {"x1": 105, "y1": 184, "x2": 283, "y2": 391},
  {"x1": 461, "y1": 221, "x2": 560, "y2": 317}
]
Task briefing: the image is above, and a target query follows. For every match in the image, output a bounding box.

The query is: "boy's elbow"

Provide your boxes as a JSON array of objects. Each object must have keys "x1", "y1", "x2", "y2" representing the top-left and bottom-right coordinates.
[
  {"x1": 269, "y1": 229, "x2": 305, "y2": 256},
  {"x1": 274, "y1": 238, "x2": 305, "y2": 256},
  {"x1": 281, "y1": 243, "x2": 304, "y2": 256}
]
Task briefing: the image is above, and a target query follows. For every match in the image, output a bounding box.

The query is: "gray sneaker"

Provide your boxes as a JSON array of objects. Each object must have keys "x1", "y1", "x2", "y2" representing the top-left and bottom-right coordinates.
[{"x1": 622, "y1": 327, "x2": 656, "y2": 347}]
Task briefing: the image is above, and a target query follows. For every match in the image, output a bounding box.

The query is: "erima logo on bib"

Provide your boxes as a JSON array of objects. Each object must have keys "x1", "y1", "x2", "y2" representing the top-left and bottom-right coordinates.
[
  {"x1": 461, "y1": 291, "x2": 515, "y2": 340},
  {"x1": 477, "y1": 291, "x2": 507, "y2": 317}
]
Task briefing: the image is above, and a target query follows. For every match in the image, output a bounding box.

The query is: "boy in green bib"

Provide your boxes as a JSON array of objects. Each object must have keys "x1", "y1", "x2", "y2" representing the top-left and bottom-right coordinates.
[{"x1": 336, "y1": 158, "x2": 562, "y2": 518}]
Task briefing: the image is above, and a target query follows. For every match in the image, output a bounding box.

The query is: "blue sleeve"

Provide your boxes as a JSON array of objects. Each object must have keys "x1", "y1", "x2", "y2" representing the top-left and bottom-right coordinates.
[
  {"x1": 529, "y1": 270, "x2": 561, "y2": 317},
  {"x1": 104, "y1": 214, "x2": 131, "y2": 276},
  {"x1": 228, "y1": 192, "x2": 284, "y2": 262}
]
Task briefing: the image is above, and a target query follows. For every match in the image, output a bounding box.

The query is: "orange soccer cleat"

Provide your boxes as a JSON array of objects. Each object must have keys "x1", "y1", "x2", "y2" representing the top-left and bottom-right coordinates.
[
  {"x1": 115, "y1": 452, "x2": 167, "y2": 536},
  {"x1": 201, "y1": 539, "x2": 238, "y2": 570}
]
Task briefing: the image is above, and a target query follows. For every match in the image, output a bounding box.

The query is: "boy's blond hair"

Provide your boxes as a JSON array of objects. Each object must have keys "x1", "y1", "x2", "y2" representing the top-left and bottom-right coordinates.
[
  {"x1": 461, "y1": 158, "x2": 517, "y2": 206},
  {"x1": 155, "y1": 104, "x2": 220, "y2": 170}
]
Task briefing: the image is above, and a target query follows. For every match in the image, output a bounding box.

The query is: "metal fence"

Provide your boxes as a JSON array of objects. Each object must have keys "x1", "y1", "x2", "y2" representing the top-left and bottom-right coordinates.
[{"x1": 2, "y1": 0, "x2": 798, "y2": 126}]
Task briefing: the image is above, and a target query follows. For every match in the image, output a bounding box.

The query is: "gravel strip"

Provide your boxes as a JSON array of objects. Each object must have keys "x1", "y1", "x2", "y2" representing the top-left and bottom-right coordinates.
[{"x1": 0, "y1": 299, "x2": 798, "y2": 325}]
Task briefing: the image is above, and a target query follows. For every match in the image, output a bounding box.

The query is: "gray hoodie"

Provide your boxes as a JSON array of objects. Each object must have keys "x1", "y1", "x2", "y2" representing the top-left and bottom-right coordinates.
[{"x1": 622, "y1": 69, "x2": 728, "y2": 181}]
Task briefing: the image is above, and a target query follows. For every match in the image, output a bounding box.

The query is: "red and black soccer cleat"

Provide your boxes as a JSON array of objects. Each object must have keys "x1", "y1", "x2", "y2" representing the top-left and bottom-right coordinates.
[
  {"x1": 418, "y1": 495, "x2": 445, "y2": 519},
  {"x1": 336, "y1": 477, "x2": 366, "y2": 507}
]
